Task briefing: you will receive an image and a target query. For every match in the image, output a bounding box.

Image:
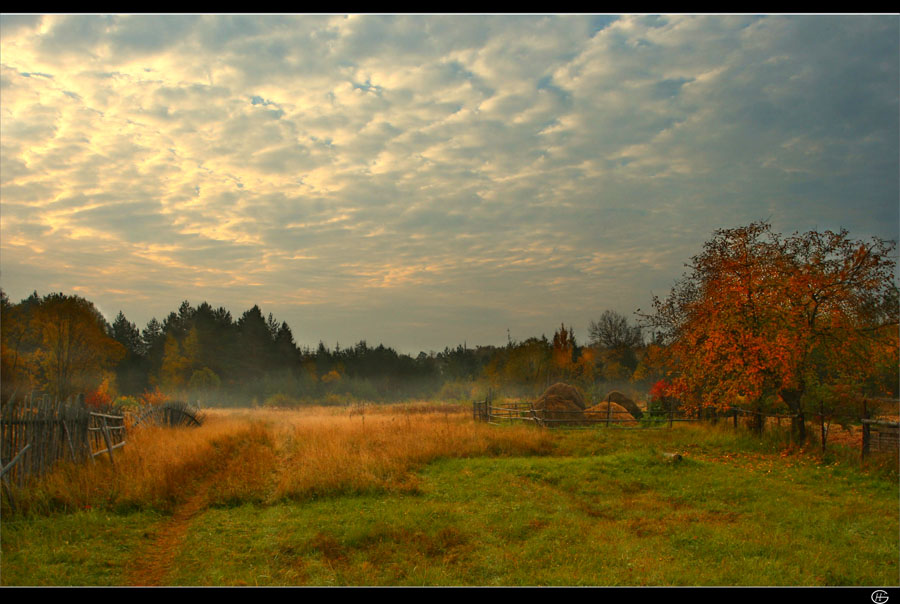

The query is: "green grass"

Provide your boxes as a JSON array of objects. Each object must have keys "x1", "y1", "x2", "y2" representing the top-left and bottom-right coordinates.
[
  {"x1": 164, "y1": 452, "x2": 897, "y2": 586},
  {"x1": 0, "y1": 509, "x2": 163, "y2": 586},
  {"x1": 2, "y1": 422, "x2": 898, "y2": 586}
]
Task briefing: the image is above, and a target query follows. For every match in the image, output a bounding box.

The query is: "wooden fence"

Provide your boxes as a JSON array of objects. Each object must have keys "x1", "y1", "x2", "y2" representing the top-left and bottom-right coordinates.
[
  {"x1": 472, "y1": 394, "x2": 900, "y2": 460},
  {"x1": 472, "y1": 394, "x2": 705, "y2": 428},
  {"x1": 131, "y1": 401, "x2": 204, "y2": 428},
  {"x1": 1, "y1": 394, "x2": 126, "y2": 487},
  {"x1": 1, "y1": 396, "x2": 208, "y2": 514},
  {"x1": 861, "y1": 419, "x2": 900, "y2": 458}
]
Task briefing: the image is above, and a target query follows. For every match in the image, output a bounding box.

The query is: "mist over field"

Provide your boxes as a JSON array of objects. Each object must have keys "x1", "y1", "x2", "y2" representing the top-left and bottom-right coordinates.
[{"x1": 1, "y1": 16, "x2": 898, "y2": 587}]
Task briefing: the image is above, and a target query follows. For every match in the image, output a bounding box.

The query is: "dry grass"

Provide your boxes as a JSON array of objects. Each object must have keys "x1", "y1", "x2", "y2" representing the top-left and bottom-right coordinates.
[
  {"x1": 10, "y1": 405, "x2": 554, "y2": 515},
  {"x1": 15, "y1": 414, "x2": 261, "y2": 513},
  {"x1": 272, "y1": 408, "x2": 552, "y2": 500},
  {"x1": 4, "y1": 407, "x2": 898, "y2": 586}
]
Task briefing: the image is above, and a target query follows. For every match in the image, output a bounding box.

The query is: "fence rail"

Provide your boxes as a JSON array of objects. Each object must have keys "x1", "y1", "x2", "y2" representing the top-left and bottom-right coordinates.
[
  {"x1": 472, "y1": 395, "x2": 705, "y2": 428},
  {"x1": 0, "y1": 394, "x2": 125, "y2": 488},
  {"x1": 861, "y1": 418, "x2": 899, "y2": 458},
  {"x1": 472, "y1": 394, "x2": 900, "y2": 461},
  {"x1": 132, "y1": 401, "x2": 204, "y2": 428},
  {"x1": 1, "y1": 395, "x2": 206, "y2": 514}
]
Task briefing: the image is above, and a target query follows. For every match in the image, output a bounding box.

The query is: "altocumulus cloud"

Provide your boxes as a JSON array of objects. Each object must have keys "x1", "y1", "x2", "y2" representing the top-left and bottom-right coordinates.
[{"x1": 1, "y1": 14, "x2": 897, "y2": 353}]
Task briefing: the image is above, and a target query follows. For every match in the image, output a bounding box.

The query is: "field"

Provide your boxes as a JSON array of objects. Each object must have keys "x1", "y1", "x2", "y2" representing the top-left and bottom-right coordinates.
[{"x1": 1, "y1": 403, "x2": 898, "y2": 586}]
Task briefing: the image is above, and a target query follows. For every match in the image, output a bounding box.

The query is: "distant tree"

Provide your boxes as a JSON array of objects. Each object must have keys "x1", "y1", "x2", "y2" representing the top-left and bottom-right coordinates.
[
  {"x1": 158, "y1": 332, "x2": 192, "y2": 390},
  {"x1": 111, "y1": 311, "x2": 147, "y2": 394},
  {"x1": 589, "y1": 310, "x2": 643, "y2": 350},
  {"x1": 1, "y1": 290, "x2": 36, "y2": 398},
  {"x1": 630, "y1": 343, "x2": 666, "y2": 384},
  {"x1": 235, "y1": 305, "x2": 279, "y2": 382},
  {"x1": 177, "y1": 300, "x2": 194, "y2": 325},
  {"x1": 30, "y1": 293, "x2": 125, "y2": 400},
  {"x1": 188, "y1": 366, "x2": 221, "y2": 402},
  {"x1": 141, "y1": 318, "x2": 164, "y2": 356},
  {"x1": 274, "y1": 321, "x2": 301, "y2": 369},
  {"x1": 439, "y1": 344, "x2": 484, "y2": 380},
  {"x1": 112, "y1": 311, "x2": 142, "y2": 356},
  {"x1": 266, "y1": 313, "x2": 280, "y2": 341},
  {"x1": 551, "y1": 323, "x2": 578, "y2": 381}
]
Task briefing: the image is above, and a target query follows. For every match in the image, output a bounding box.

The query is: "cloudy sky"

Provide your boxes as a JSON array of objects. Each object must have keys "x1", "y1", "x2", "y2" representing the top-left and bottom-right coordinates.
[{"x1": 1, "y1": 14, "x2": 898, "y2": 354}]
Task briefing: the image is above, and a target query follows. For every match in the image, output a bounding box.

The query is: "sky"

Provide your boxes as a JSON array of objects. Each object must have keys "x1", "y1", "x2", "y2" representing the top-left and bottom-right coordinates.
[{"x1": 1, "y1": 14, "x2": 898, "y2": 354}]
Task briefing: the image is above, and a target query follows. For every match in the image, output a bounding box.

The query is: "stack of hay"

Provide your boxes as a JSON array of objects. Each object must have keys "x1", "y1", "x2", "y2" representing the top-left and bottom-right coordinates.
[
  {"x1": 583, "y1": 401, "x2": 638, "y2": 426},
  {"x1": 533, "y1": 383, "x2": 587, "y2": 425},
  {"x1": 604, "y1": 391, "x2": 643, "y2": 420}
]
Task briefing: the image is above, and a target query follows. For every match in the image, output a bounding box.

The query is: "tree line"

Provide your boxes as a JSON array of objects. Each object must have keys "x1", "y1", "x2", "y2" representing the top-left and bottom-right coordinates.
[
  {"x1": 1, "y1": 291, "x2": 651, "y2": 407},
  {"x1": 2, "y1": 221, "x2": 897, "y2": 430}
]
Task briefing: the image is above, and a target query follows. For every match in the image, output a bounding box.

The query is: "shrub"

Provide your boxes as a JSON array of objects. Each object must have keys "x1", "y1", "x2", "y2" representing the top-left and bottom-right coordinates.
[
  {"x1": 264, "y1": 393, "x2": 302, "y2": 408},
  {"x1": 140, "y1": 387, "x2": 170, "y2": 407},
  {"x1": 113, "y1": 395, "x2": 141, "y2": 412}
]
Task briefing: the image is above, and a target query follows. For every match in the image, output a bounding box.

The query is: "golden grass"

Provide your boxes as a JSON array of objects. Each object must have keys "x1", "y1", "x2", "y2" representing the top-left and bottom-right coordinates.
[
  {"x1": 272, "y1": 409, "x2": 552, "y2": 500},
  {"x1": 10, "y1": 405, "x2": 554, "y2": 515},
  {"x1": 17, "y1": 414, "x2": 260, "y2": 513}
]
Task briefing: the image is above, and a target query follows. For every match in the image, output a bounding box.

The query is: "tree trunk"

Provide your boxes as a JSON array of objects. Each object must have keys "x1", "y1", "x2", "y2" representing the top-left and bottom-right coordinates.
[
  {"x1": 781, "y1": 388, "x2": 806, "y2": 443},
  {"x1": 751, "y1": 399, "x2": 764, "y2": 435}
]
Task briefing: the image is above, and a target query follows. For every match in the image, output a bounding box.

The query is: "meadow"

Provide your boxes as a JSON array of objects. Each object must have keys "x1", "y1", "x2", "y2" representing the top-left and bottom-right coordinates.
[{"x1": 1, "y1": 403, "x2": 898, "y2": 586}]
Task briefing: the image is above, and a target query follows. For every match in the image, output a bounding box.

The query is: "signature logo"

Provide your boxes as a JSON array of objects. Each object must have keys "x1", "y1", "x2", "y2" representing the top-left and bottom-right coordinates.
[{"x1": 872, "y1": 590, "x2": 890, "y2": 604}]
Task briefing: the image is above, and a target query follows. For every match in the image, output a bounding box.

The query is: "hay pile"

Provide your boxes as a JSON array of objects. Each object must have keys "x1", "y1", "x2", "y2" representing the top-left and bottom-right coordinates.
[
  {"x1": 583, "y1": 401, "x2": 638, "y2": 426},
  {"x1": 539, "y1": 383, "x2": 587, "y2": 409},
  {"x1": 533, "y1": 383, "x2": 587, "y2": 424},
  {"x1": 604, "y1": 391, "x2": 643, "y2": 419}
]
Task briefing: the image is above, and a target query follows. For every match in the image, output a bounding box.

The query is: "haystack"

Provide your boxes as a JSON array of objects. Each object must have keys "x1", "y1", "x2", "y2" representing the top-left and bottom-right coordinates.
[
  {"x1": 583, "y1": 402, "x2": 638, "y2": 426},
  {"x1": 539, "y1": 382, "x2": 587, "y2": 409},
  {"x1": 604, "y1": 390, "x2": 643, "y2": 419},
  {"x1": 533, "y1": 383, "x2": 587, "y2": 424}
]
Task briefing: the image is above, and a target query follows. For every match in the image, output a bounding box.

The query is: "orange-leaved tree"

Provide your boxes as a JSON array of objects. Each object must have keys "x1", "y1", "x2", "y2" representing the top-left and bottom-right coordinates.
[
  {"x1": 23, "y1": 293, "x2": 126, "y2": 401},
  {"x1": 551, "y1": 323, "x2": 578, "y2": 381},
  {"x1": 641, "y1": 222, "x2": 898, "y2": 441}
]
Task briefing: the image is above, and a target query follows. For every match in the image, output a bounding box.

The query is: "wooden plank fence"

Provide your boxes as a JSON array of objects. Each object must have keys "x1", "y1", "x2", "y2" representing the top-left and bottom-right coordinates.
[
  {"x1": 1, "y1": 396, "x2": 206, "y2": 513},
  {"x1": 1, "y1": 393, "x2": 125, "y2": 487},
  {"x1": 861, "y1": 419, "x2": 900, "y2": 459}
]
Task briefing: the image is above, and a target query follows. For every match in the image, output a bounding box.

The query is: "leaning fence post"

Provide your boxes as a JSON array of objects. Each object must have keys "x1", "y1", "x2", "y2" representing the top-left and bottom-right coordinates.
[
  {"x1": 99, "y1": 415, "x2": 116, "y2": 468},
  {"x1": 1, "y1": 444, "x2": 31, "y2": 480},
  {"x1": 63, "y1": 421, "x2": 78, "y2": 463},
  {"x1": 1, "y1": 443, "x2": 31, "y2": 512}
]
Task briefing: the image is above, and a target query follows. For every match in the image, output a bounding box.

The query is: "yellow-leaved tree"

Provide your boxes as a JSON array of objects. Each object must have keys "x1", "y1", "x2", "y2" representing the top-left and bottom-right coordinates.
[{"x1": 27, "y1": 293, "x2": 125, "y2": 400}]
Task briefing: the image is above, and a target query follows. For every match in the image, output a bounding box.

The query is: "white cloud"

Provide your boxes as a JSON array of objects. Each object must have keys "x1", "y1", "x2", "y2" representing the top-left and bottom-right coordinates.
[{"x1": 1, "y1": 14, "x2": 896, "y2": 352}]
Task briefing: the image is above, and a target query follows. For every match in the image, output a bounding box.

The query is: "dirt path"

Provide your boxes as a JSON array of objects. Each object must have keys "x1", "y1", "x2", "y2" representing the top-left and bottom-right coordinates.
[{"x1": 125, "y1": 482, "x2": 212, "y2": 586}]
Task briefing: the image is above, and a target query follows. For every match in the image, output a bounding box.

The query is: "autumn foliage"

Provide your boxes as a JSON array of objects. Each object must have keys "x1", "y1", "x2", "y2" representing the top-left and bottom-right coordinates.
[
  {"x1": 649, "y1": 379, "x2": 669, "y2": 402},
  {"x1": 642, "y1": 222, "x2": 899, "y2": 439},
  {"x1": 1, "y1": 292, "x2": 125, "y2": 401},
  {"x1": 84, "y1": 376, "x2": 115, "y2": 409}
]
